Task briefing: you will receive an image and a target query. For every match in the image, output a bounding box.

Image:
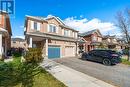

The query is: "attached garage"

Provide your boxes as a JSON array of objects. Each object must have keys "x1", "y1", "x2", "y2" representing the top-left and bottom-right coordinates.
[
  {"x1": 48, "y1": 46, "x2": 61, "y2": 59},
  {"x1": 65, "y1": 46, "x2": 75, "y2": 57}
]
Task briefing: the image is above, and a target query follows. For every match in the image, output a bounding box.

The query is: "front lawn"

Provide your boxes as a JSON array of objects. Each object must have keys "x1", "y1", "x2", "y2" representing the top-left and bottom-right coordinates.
[
  {"x1": 121, "y1": 58, "x2": 130, "y2": 65},
  {"x1": 0, "y1": 56, "x2": 66, "y2": 87}
]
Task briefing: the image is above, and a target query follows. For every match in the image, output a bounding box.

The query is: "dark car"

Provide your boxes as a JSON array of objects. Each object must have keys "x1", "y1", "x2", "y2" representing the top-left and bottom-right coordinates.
[{"x1": 82, "y1": 49, "x2": 121, "y2": 66}]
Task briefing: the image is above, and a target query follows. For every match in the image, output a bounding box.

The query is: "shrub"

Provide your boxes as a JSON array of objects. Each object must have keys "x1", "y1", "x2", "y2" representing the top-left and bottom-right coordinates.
[
  {"x1": 122, "y1": 48, "x2": 129, "y2": 55},
  {"x1": 13, "y1": 52, "x2": 22, "y2": 58},
  {"x1": 24, "y1": 48, "x2": 43, "y2": 63}
]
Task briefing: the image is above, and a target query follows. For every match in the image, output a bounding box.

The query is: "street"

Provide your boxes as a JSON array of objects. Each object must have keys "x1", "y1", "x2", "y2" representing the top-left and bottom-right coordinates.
[{"x1": 53, "y1": 57, "x2": 130, "y2": 87}]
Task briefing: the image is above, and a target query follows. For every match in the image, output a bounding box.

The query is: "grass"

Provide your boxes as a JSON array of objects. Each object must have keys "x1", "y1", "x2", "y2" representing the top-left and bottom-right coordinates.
[
  {"x1": 0, "y1": 54, "x2": 66, "y2": 87},
  {"x1": 121, "y1": 58, "x2": 130, "y2": 65},
  {"x1": 15, "y1": 69, "x2": 66, "y2": 87}
]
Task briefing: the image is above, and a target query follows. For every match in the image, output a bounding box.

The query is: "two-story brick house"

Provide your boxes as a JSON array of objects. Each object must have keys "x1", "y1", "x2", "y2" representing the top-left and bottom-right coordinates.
[
  {"x1": 11, "y1": 38, "x2": 27, "y2": 49},
  {"x1": 79, "y1": 29, "x2": 102, "y2": 52},
  {"x1": 24, "y1": 15, "x2": 79, "y2": 59},
  {"x1": 103, "y1": 35, "x2": 126, "y2": 50},
  {"x1": 0, "y1": 11, "x2": 12, "y2": 58}
]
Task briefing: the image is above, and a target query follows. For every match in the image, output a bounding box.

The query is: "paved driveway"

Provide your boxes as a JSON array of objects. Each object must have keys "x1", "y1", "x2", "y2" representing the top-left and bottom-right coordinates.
[{"x1": 53, "y1": 57, "x2": 130, "y2": 87}]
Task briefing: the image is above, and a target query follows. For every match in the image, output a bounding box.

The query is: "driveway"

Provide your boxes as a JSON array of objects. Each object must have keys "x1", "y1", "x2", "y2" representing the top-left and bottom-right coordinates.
[{"x1": 53, "y1": 57, "x2": 130, "y2": 87}]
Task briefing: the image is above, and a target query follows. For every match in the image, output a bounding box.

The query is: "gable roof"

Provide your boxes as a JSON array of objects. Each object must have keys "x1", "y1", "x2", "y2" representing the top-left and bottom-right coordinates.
[
  {"x1": 25, "y1": 15, "x2": 78, "y2": 32},
  {"x1": 103, "y1": 35, "x2": 116, "y2": 39},
  {"x1": 46, "y1": 16, "x2": 65, "y2": 25},
  {"x1": 79, "y1": 29, "x2": 102, "y2": 37}
]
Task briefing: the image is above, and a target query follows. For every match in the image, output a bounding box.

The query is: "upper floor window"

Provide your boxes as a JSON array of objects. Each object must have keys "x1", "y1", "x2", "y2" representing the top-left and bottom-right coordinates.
[
  {"x1": 31, "y1": 21, "x2": 40, "y2": 31},
  {"x1": 49, "y1": 24, "x2": 57, "y2": 33},
  {"x1": 108, "y1": 38, "x2": 110, "y2": 42},
  {"x1": 34, "y1": 22, "x2": 37, "y2": 30},
  {"x1": 98, "y1": 37, "x2": 102, "y2": 42},
  {"x1": 92, "y1": 36, "x2": 97, "y2": 41},
  {"x1": 75, "y1": 32, "x2": 78, "y2": 38},
  {"x1": 64, "y1": 30, "x2": 69, "y2": 36}
]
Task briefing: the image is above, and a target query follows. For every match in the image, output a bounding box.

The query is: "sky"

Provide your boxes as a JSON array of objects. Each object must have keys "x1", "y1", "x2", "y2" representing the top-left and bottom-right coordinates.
[{"x1": 10, "y1": 0, "x2": 130, "y2": 38}]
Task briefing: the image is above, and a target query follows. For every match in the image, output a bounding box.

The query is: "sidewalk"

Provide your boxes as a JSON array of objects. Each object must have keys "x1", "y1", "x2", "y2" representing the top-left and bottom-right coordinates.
[{"x1": 41, "y1": 59, "x2": 115, "y2": 87}]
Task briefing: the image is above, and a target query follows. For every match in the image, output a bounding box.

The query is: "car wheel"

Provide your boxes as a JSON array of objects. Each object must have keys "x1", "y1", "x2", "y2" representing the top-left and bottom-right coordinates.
[{"x1": 103, "y1": 58, "x2": 111, "y2": 66}]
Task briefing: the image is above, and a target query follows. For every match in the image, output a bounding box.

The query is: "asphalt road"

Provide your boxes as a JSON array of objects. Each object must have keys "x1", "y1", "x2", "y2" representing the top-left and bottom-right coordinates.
[{"x1": 53, "y1": 57, "x2": 130, "y2": 87}]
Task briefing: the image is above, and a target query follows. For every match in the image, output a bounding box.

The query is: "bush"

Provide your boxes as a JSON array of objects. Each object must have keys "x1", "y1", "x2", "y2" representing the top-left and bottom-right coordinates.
[
  {"x1": 122, "y1": 48, "x2": 129, "y2": 55},
  {"x1": 13, "y1": 52, "x2": 22, "y2": 58},
  {"x1": 24, "y1": 48, "x2": 43, "y2": 63}
]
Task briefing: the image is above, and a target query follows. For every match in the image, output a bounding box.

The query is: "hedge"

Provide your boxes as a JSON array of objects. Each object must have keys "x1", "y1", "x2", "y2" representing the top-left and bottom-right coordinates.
[{"x1": 24, "y1": 48, "x2": 43, "y2": 63}]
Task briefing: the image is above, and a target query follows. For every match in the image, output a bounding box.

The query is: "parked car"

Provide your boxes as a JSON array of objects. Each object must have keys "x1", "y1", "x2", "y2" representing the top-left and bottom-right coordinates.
[{"x1": 82, "y1": 49, "x2": 121, "y2": 66}]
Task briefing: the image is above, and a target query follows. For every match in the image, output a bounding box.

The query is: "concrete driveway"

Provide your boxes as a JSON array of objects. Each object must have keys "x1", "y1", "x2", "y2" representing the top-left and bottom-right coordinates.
[{"x1": 53, "y1": 57, "x2": 130, "y2": 87}]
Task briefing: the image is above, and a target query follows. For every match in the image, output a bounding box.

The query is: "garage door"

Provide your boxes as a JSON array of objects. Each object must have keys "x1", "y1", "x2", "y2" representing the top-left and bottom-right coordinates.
[
  {"x1": 65, "y1": 46, "x2": 75, "y2": 57},
  {"x1": 48, "y1": 46, "x2": 60, "y2": 59}
]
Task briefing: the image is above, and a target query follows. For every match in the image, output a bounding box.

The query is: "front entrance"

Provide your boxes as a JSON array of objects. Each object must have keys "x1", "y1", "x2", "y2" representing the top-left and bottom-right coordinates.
[{"x1": 48, "y1": 46, "x2": 60, "y2": 59}]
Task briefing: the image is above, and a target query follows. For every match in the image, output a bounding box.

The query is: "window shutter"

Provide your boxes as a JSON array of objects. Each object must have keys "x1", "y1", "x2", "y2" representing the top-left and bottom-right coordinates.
[
  {"x1": 73, "y1": 32, "x2": 74, "y2": 37},
  {"x1": 68, "y1": 30, "x2": 71, "y2": 36},
  {"x1": 62, "y1": 29, "x2": 64, "y2": 35},
  {"x1": 75, "y1": 32, "x2": 77, "y2": 38},
  {"x1": 56, "y1": 26, "x2": 59, "y2": 33},
  {"x1": 37, "y1": 23, "x2": 40, "y2": 31},
  {"x1": 47, "y1": 24, "x2": 49, "y2": 32},
  {"x1": 31, "y1": 21, "x2": 34, "y2": 29}
]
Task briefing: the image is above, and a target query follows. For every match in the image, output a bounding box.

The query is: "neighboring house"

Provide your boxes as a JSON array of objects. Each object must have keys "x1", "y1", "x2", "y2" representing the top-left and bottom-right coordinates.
[
  {"x1": 24, "y1": 15, "x2": 79, "y2": 59},
  {"x1": 117, "y1": 38, "x2": 126, "y2": 50},
  {"x1": 102, "y1": 35, "x2": 126, "y2": 50},
  {"x1": 0, "y1": 11, "x2": 12, "y2": 58},
  {"x1": 11, "y1": 38, "x2": 27, "y2": 49},
  {"x1": 79, "y1": 29, "x2": 102, "y2": 52},
  {"x1": 78, "y1": 35, "x2": 87, "y2": 53}
]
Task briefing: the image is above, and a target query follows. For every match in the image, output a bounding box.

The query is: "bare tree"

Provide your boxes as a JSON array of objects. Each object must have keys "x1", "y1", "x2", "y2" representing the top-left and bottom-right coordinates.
[{"x1": 116, "y1": 9, "x2": 130, "y2": 61}]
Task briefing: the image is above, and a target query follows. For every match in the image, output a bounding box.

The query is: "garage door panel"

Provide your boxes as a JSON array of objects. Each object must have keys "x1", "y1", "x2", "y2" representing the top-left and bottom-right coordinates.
[
  {"x1": 48, "y1": 46, "x2": 60, "y2": 59},
  {"x1": 65, "y1": 46, "x2": 75, "y2": 57}
]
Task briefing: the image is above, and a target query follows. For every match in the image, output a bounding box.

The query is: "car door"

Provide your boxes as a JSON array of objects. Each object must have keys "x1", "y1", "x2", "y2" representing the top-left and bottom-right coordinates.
[
  {"x1": 88, "y1": 50, "x2": 98, "y2": 61},
  {"x1": 92, "y1": 51, "x2": 102, "y2": 62}
]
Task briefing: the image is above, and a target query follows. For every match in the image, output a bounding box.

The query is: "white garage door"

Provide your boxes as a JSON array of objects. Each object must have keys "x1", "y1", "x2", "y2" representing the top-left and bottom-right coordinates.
[{"x1": 65, "y1": 46, "x2": 75, "y2": 57}]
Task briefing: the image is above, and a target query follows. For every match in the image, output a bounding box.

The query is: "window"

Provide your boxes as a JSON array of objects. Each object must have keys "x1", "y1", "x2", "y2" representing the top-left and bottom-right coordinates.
[
  {"x1": 72, "y1": 32, "x2": 75, "y2": 37},
  {"x1": 75, "y1": 32, "x2": 78, "y2": 38},
  {"x1": 13, "y1": 41, "x2": 16, "y2": 43},
  {"x1": 49, "y1": 24, "x2": 57, "y2": 33},
  {"x1": 64, "y1": 30, "x2": 69, "y2": 36},
  {"x1": 31, "y1": 21, "x2": 40, "y2": 31},
  {"x1": 92, "y1": 36, "x2": 97, "y2": 41},
  {"x1": 108, "y1": 39, "x2": 110, "y2": 42},
  {"x1": 34, "y1": 22, "x2": 37, "y2": 30},
  {"x1": 33, "y1": 44, "x2": 37, "y2": 48}
]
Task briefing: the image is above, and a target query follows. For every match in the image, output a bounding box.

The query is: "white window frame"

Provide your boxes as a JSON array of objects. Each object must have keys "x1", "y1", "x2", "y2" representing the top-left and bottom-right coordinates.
[
  {"x1": 75, "y1": 32, "x2": 78, "y2": 38},
  {"x1": 92, "y1": 36, "x2": 97, "y2": 41},
  {"x1": 49, "y1": 24, "x2": 57, "y2": 33},
  {"x1": 30, "y1": 20, "x2": 40, "y2": 31},
  {"x1": 64, "y1": 29, "x2": 69, "y2": 36},
  {"x1": 72, "y1": 32, "x2": 75, "y2": 37}
]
